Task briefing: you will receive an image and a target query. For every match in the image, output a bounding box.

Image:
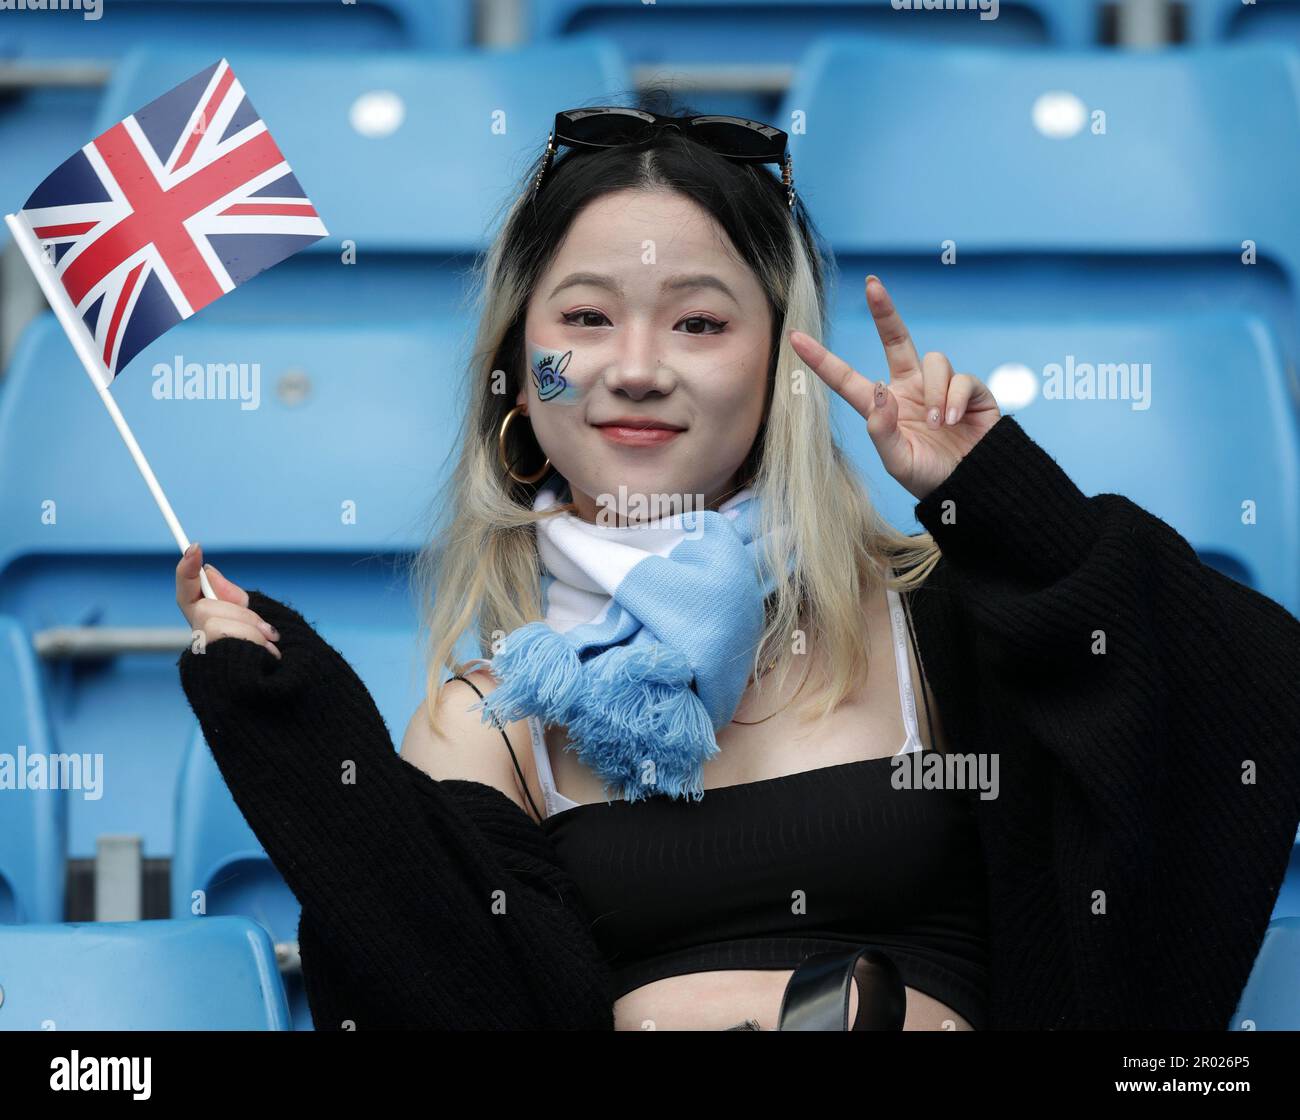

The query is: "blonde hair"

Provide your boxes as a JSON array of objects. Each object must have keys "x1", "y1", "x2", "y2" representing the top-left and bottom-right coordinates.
[{"x1": 408, "y1": 136, "x2": 941, "y2": 741}]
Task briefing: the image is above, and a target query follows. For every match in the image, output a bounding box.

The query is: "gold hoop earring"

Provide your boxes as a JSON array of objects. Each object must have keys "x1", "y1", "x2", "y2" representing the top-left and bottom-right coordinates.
[{"x1": 498, "y1": 404, "x2": 551, "y2": 484}]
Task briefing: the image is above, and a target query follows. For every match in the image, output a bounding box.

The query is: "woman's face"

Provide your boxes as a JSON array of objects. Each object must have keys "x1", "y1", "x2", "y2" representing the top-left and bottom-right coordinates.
[{"x1": 519, "y1": 187, "x2": 772, "y2": 524}]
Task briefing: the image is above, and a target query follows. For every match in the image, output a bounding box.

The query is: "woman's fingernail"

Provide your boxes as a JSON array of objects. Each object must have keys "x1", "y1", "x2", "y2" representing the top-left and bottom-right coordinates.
[
  {"x1": 266, "y1": 643, "x2": 281, "y2": 660},
  {"x1": 928, "y1": 407, "x2": 941, "y2": 427},
  {"x1": 946, "y1": 407, "x2": 958, "y2": 426},
  {"x1": 258, "y1": 621, "x2": 280, "y2": 641},
  {"x1": 866, "y1": 274, "x2": 879, "y2": 284}
]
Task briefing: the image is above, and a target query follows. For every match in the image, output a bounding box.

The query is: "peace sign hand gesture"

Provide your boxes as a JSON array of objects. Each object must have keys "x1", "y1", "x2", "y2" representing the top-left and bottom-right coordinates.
[{"x1": 790, "y1": 276, "x2": 1001, "y2": 502}]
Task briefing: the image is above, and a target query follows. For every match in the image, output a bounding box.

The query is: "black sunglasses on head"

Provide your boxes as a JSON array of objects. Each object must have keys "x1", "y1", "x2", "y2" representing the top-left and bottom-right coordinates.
[{"x1": 531, "y1": 106, "x2": 795, "y2": 209}]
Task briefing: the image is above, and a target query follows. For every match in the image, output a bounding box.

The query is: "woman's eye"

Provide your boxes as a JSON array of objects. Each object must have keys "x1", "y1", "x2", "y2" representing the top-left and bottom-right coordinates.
[
  {"x1": 561, "y1": 309, "x2": 610, "y2": 328},
  {"x1": 677, "y1": 316, "x2": 727, "y2": 335}
]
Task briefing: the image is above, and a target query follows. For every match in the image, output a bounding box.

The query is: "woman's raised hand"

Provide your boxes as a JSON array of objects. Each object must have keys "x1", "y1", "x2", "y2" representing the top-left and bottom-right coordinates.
[
  {"x1": 789, "y1": 275, "x2": 1001, "y2": 502},
  {"x1": 175, "y1": 542, "x2": 281, "y2": 659}
]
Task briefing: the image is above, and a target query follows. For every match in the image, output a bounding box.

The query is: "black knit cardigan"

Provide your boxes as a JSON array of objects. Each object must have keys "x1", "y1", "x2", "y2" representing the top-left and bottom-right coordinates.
[{"x1": 177, "y1": 415, "x2": 1300, "y2": 1030}]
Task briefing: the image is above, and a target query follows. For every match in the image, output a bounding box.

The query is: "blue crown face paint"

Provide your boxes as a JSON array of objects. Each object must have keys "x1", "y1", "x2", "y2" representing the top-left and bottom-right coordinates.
[{"x1": 527, "y1": 342, "x2": 585, "y2": 404}]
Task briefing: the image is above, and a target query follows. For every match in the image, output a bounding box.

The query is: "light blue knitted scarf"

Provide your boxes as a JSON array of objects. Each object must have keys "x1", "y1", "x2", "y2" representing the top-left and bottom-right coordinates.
[{"x1": 470, "y1": 476, "x2": 790, "y2": 804}]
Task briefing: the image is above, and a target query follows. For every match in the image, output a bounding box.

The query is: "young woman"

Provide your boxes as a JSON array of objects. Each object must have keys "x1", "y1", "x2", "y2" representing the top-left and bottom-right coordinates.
[{"x1": 175, "y1": 106, "x2": 1300, "y2": 1032}]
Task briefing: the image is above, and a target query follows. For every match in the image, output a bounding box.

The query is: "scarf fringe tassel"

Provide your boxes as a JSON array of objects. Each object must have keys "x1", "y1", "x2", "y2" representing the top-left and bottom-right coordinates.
[{"x1": 472, "y1": 622, "x2": 720, "y2": 803}]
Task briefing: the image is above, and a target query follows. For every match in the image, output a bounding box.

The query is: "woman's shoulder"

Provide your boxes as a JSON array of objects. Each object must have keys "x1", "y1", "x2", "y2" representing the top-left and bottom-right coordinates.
[{"x1": 399, "y1": 669, "x2": 541, "y2": 820}]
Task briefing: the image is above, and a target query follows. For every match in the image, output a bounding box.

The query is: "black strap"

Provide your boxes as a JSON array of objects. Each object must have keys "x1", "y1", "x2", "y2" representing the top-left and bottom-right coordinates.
[
  {"x1": 776, "y1": 946, "x2": 907, "y2": 1030},
  {"x1": 447, "y1": 674, "x2": 546, "y2": 825}
]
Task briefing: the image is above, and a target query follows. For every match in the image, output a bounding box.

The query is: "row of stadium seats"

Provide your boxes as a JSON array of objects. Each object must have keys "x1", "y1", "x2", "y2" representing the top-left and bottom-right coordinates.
[
  {"x1": 0, "y1": 0, "x2": 1292, "y2": 58},
  {"x1": 8, "y1": 34, "x2": 1300, "y2": 338},
  {"x1": 51, "y1": 37, "x2": 1300, "y2": 337},
  {"x1": 5, "y1": 0, "x2": 1300, "y2": 257}
]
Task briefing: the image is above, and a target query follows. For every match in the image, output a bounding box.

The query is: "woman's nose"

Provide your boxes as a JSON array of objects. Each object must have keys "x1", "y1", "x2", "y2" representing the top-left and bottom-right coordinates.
[{"x1": 602, "y1": 330, "x2": 671, "y2": 397}]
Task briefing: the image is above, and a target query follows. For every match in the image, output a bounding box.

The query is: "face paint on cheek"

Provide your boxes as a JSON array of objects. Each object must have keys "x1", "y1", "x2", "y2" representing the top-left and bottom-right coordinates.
[{"x1": 527, "y1": 342, "x2": 585, "y2": 404}]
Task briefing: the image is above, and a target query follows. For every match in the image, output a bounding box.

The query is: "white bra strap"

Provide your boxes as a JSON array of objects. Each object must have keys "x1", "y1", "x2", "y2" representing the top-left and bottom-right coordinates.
[
  {"x1": 885, "y1": 586, "x2": 924, "y2": 752},
  {"x1": 526, "y1": 715, "x2": 562, "y2": 814}
]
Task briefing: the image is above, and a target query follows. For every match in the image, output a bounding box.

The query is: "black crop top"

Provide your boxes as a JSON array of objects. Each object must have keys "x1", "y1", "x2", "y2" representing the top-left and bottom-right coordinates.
[{"x1": 539, "y1": 752, "x2": 990, "y2": 1029}]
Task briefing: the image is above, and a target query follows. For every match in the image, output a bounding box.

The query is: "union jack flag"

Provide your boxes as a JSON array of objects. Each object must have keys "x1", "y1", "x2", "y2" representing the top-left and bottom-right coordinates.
[{"x1": 15, "y1": 58, "x2": 327, "y2": 380}]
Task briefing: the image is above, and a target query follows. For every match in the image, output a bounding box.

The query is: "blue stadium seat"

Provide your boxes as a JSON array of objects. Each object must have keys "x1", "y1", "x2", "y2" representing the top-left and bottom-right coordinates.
[
  {"x1": 0, "y1": 916, "x2": 290, "y2": 1029},
  {"x1": 530, "y1": 0, "x2": 1097, "y2": 119},
  {"x1": 829, "y1": 311, "x2": 1300, "y2": 615},
  {"x1": 0, "y1": 314, "x2": 463, "y2": 857},
  {"x1": 1230, "y1": 917, "x2": 1300, "y2": 1029},
  {"x1": 0, "y1": 0, "x2": 1105, "y2": 62},
  {"x1": 172, "y1": 729, "x2": 296, "y2": 938},
  {"x1": 172, "y1": 726, "x2": 307, "y2": 1027},
  {"x1": 88, "y1": 40, "x2": 631, "y2": 319},
  {"x1": 533, "y1": 0, "x2": 1096, "y2": 49},
  {"x1": 1186, "y1": 0, "x2": 1300, "y2": 44},
  {"x1": 0, "y1": 615, "x2": 65, "y2": 924},
  {"x1": 786, "y1": 40, "x2": 1300, "y2": 373},
  {"x1": 0, "y1": 0, "x2": 466, "y2": 58}
]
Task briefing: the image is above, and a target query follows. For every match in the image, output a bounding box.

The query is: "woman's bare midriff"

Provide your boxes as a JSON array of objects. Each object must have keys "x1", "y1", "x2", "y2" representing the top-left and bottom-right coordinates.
[{"x1": 614, "y1": 970, "x2": 973, "y2": 1031}]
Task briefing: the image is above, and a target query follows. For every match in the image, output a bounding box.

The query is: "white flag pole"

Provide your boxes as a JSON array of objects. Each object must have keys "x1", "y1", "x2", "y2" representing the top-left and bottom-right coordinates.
[{"x1": 4, "y1": 211, "x2": 217, "y2": 600}]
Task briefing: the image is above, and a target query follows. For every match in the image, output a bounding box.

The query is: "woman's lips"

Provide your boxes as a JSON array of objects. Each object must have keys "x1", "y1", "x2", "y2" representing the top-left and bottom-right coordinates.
[{"x1": 595, "y1": 425, "x2": 683, "y2": 447}]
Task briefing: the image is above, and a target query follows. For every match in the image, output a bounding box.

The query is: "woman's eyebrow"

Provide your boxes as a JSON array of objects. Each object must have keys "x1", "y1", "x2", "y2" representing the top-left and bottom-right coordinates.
[
  {"x1": 549, "y1": 272, "x2": 623, "y2": 299},
  {"x1": 547, "y1": 271, "x2": 739, "y2": 305},
  {"x1": 660, "y1": 273, "x2": 739, "y2": 304}
]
